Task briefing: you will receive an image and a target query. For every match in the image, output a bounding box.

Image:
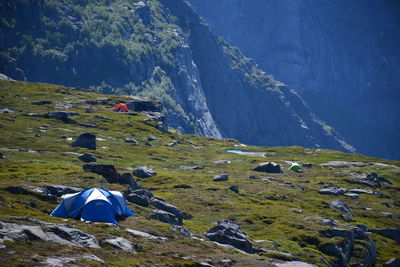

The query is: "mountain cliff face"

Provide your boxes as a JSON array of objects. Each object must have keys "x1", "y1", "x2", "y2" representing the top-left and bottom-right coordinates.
[
  {"x1": 189, "y1": 0, "x2": 400, "y2": 160},
  {"x1": 0, "y1": 0, "x2": 353, "y2": 152}
]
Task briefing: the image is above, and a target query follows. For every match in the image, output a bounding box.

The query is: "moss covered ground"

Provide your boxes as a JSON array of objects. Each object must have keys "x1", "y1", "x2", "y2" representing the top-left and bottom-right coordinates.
[{"x1": 0, "y1": 80, "x2": 399, "y2": 266}]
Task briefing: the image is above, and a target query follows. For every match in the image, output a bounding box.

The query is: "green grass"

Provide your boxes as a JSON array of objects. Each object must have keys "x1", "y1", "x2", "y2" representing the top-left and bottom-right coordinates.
[{"x1": 0, "y1": 80, "x2": 399, "y2": 266}]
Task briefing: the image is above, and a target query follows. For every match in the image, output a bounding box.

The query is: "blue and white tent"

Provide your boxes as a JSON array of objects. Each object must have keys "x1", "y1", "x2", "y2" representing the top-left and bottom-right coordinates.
[{"x1": 51, "y1": 188, "x2": 133, "y2": 224}]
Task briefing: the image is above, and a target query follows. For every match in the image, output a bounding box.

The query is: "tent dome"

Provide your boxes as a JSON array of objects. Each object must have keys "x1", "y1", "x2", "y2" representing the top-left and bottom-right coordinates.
[{"x1": 51, "y1": 188, "x2": 133, "y2": 224}]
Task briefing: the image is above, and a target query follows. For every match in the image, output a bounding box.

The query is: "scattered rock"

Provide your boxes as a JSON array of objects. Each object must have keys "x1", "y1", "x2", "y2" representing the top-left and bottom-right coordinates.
[
  {"x1": 180, "y1": 165, "x2": 205, "y2": 170},
  {"x1": 5, "y1": 184, "x2": 56, "y2": 201},
  {"x1": 119, "y1": 173, "x2": 141, "y2": 190},
  {"x1": 44, "y1": 112, "x2": 77, "y2": 124},
  {"x1": 148, "y1": 135, "x2": 158, "y2": 141},
  {"x1": 124, "y1": 138, "x2": 138, "y2": 144},
  {"x1": 145, "y1": 141, "x2": 153, "y2": 147},
  {"x1": 25, "y1": 113, "x2": 42, "y2": 117},
  {"x1": 171, "y1": 225, "x2": 195, "y2": 237},
  {"x1": 384, "y1": 258, "x2": 400, "y2": 267},
  {"x1": 103, "y1": 237, "x2": 134, "y2": 253},
  {"x1": 32, "y1": 100, "x2": 52, "y2": 105},
  {"x1": 205, "y1": 220, "x2": 253, "y2": 253},
  {"x1": 219, "y1": 259, "x2": 234, "y2": 265},
  {"x1": 94, "y1": 115, "x2": 113, "y2": 121},
  {"x1": 133, "y1": 166, "x2": 156, "y2": 178},
  {"x1": 0, "y1": 152, "x2": 5, "y2": 159},
  {"x1": 229, "y1": 185, "x2": 239, "y2": 193},
  {"x1": 318, "y1": 186, "x2": 347, "y2": 196},
  {"x1": 167, "y1": 140, "x2": 179, "y2": 146},
  {"x1": 366, "y1": 172, "x2": 393, "y2": 186},
  {"x1": 330, "y1": 199, "x2": 353, "y2": 215},
  {"x1": 274, "y1": 261, "x2": 317, "y2": 267},
  {"x1": 41, "y1": 254, "x2": 104, "y2": 266},
  {"x1": 253, "y1": 162, "x2": 283, "y2": 173},
  {"x1": 152, "y1": 198, "x2": 192, "y2": 221},
  {"x1": 248, "y1": 175, "x2": 257, "y2": 179},
  {"x1": 0, "y1": 221, "x2": 99, "y2": 248},
  {"x1": 78, "y1": 153, "x2": 96, "y2": 163},
  {"x1": 125, "y1": 228, "x2": 167, "y2": 240},
  {"x1": 344, "y1": 193, "x2": 359, "y2": 199},
  {"x1": 134, "y1": 243, "x2": 143, "y2": 251},
  {"x1": 44, "y1": 184, "x2": 83, "y2": 197},
  {"x1": 0, "y1": 108, "x2": 14, "y2": 113},
  {"x1": 213, "y1": 173, "x2": 228, "y2": 182},
  {"x1": 78, "y1": 122, "x2": 98, "y2": 128},
  {"x1": 214, "y1": 160, "x2": 230, "y2": 164},
  {"x1": 72, "y1": 133, "x2": 96, "y2": 150},
  {"x1": 150, "y1": 209, "x2": 181, "y2": 225},
  {"x1": 83, "y1": 164, "x2": 120, "y2": 183},
  {"x1": 48, "y1": 225, "x2": 100, "y2": 248},
  {"x1": 127, "y1": 189, "x2": 153, "y2": 207},
  {"x1": 127, "y1": 97, "x2": 161, "y2": 112},
  {"x1": 302, "y1": 163, "x2": 313, "y2": 168}
]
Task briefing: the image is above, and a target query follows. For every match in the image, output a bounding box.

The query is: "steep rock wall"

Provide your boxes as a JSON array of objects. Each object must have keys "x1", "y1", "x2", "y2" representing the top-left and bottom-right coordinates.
[{"x1": 190, "y1": 0, "x2": 400, "y2": 159}]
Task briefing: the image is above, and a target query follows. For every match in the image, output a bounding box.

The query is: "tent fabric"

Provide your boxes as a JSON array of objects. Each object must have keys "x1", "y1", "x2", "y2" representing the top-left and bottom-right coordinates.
[
  {"x1": 289, "y1": 163, "x2": 302, "y2": 172},
  {"x1": 113, "y1": 103, "x2": 129, "y2": 112},
  {"x1": 51, "y1": 188, "x2": 133, "y2": 224}
]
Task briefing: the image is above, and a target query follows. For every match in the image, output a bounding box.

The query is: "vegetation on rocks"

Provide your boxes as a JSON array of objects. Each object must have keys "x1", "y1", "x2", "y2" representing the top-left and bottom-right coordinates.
[{"x1": 0, "y1": 80, "x2": 399, "y2": 266}]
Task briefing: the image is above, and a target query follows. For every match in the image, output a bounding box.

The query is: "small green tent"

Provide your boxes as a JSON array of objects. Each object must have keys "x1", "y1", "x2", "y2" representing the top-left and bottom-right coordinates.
[{"x1": 289, "y1": 163, "x2": 302, "y2": 172}]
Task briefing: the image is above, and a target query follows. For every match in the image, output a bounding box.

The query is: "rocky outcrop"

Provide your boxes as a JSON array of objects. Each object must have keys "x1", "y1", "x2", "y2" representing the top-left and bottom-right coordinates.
[
  {"x1": 318, "y1": 227, "x2": 376, "y2": 267},
  {"x1": 330, "y1": 200, "x2": 353, "y2": 215},
  {"x1": 150, "y1": 209, "x2": 181, "y2": 225},
  {"x1": 133, "y1": 166, "x2": 156, "y2": 178},
  {"x1": 78, "y1": 153, "x2": 97, "y2": 163},
  {"x1": 253, "y1": 162, "x2": 283, "y2": 173},
  {"x1": 213, "y1": 173, "x2": 229, "y2": 182},
  {"x1": 204, "y1": 219, "x2": 253, "y2": 253},
  {"x1": 72, "y1": 133, "x2": 96, "y2": 150},
  {"x1": 0, "y1": 220, "x2": 99, "y2": 248}
]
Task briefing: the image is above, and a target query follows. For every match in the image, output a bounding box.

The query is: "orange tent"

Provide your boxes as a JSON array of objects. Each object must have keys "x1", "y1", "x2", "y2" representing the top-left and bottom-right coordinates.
[{"x1": 113, "y1": 103, "x2": 129, "y2": 112}]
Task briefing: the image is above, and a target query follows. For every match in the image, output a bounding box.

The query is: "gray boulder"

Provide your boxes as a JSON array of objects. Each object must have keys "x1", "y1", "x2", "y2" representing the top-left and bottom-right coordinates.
[
  {"x1": 133, "y1": 166, "x2": 156, "y2": 178},
  {"x1": 83, "y1": 164, "x2": 119, "y2": 183},
  {"x1": 44, "y1": 112, "x2": 78, "y2": 124},
  {"x1": 384, "y1": 258, "x2": 400, "y2": 267},
  {"x1": 44, "y1": 184, "x2": 83, "y2": 197},
  {"x1": 0, "y1": 221, "x2": 99, "y2": 248},
  {"x1": 32, "y1": 100, "x2": 52, "y2": 105},
  {"x1": 103, "y1": 237, "x2": 134, "y2": 253},
  {"x1": 213, "y1": 173, "x2": 228, "y2": 182},
  {"x1": 72, "y1": 133, "x2": 96, "y2": 150},
  {"x1": 148, "y1": 135, "x2": 158, "y2": 141},
  {"x1": 127, "y1": 189, "x2": 153, "y2": 207},
  {"x1": 171, "y1": 225, "x2": 195, "y2": 238},
  {"x1": 318, "y1": 186, "x2": 347, "y2": 195},
  {"x1": 253, "y1": 162, "x2": 283, "y2": 173},
  {"x1": 152, "y1": 198, "x2": 192, "y2": 221},
  {"x1": 119, "y1": 173, "x2": 141, "y2": 190},
  {"x1": 167, "y1": 140, "x2": 179, "y2": 146},
  {"x1": 214, "y1": 160, "x2": 230, "y2": 164},
  {"x1": 330, "y1": 199, "x2": 353, "y2": 215},
  {"x1": 124, "y1": 138, "x2": 138, "y2": 144},
  {"x1": 78, "y1": 153, "x2": 96, "y2": 163},
  {"x1": 150, "y1": 209, "x2": 181, "y2": 225},
  {"x1": 204, "y1": 219, "x2": 253, "y2": 253},
  {"x1": 5, "y1": 184, "x2": 56, "y2": 201},
  {"x1": 229, "y1": 185, "x2": 239, "y2": 193},
  {"x1": 48, "y1": 225, "x2": 100, "y2": 248}
]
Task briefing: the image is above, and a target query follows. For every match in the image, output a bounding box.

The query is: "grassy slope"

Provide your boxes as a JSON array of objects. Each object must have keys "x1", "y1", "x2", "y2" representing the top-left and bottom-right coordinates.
[{"x1": 0, "y1": 80, "x2": 399, "y2": 266}]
